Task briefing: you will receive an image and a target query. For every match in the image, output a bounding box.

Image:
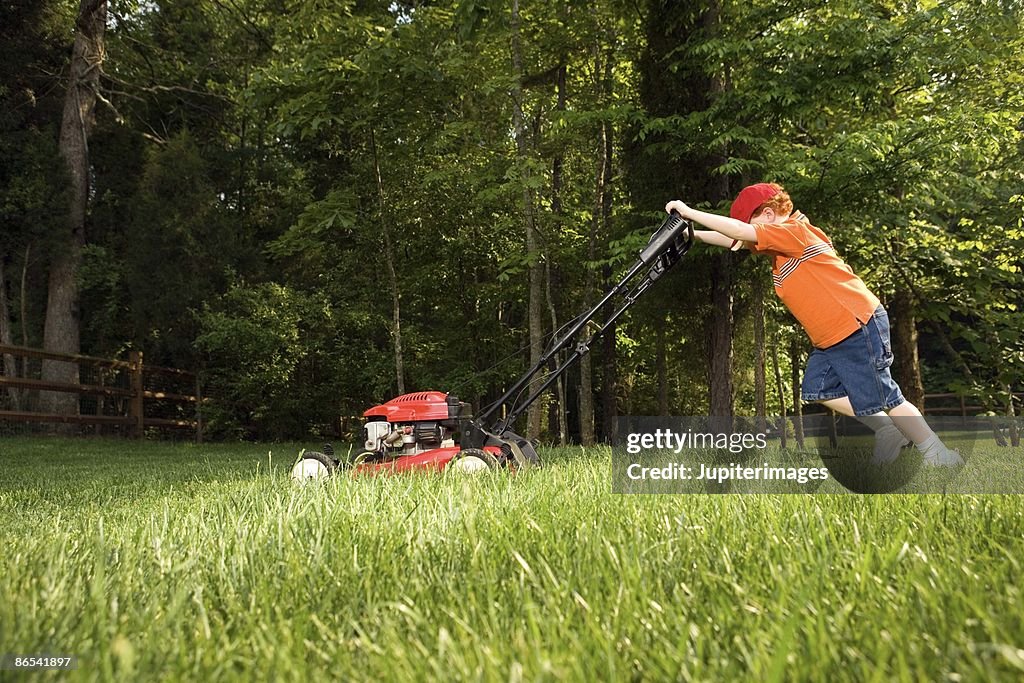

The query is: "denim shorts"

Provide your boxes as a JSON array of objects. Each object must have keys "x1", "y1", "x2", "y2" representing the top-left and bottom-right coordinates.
[{"x1": 800, "y1": 305, "x2": 906, "y2": 416}]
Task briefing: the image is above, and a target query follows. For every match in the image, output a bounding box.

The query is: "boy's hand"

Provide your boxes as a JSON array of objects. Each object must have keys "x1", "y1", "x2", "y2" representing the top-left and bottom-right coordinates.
[
  {"x1": 665, "y1": 200, "x2": 690, "y2": 218},
  {"x1": 665, "y1": 201, "x2": 759, "y2": 243}
]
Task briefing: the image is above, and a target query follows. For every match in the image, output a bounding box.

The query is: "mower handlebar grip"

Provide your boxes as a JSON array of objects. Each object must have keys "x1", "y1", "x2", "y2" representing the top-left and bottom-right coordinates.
[{"x1": 639, "y1": 211, "x2": 692, "y2": 265}]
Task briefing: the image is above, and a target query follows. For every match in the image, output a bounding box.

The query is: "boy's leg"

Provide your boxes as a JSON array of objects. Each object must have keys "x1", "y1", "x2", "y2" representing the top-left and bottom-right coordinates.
[
  {"x1": 885, "y1": 401, "x2": 932, "y2": 442},
  {"x1": 822, "y1": 397, "x2": 910, "y2": 464},
  {"x1": 812, "y1": 307, "x2": 961, "y2": 466},
  {"x1": 799, "y1": 350, "x2": 892, "y2": 455},
  {"x1": 887, "y1": 401, "x2": 964, "y2": 466}
]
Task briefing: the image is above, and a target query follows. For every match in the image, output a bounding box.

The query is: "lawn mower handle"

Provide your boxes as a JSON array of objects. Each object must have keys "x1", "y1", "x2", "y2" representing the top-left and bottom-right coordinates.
[{"x1": 474, "y1": 211, "x2": 694, "y2": 437}]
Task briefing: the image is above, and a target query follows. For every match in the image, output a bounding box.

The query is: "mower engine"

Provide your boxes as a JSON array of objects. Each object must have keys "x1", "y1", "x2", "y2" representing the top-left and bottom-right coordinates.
[{"x1": 361, "y1": 391, "x2": 467, "y2": 458}]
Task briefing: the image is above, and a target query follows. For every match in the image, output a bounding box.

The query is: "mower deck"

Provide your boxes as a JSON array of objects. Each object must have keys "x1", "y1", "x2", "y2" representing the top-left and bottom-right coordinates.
[{"x1": 351, "y1": 445, "x2": 505, "y2": 475}]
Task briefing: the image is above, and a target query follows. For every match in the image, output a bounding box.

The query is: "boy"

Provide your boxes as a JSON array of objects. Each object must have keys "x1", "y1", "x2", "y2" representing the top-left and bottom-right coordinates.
[{"x1": 666, "y1": 183, "x2": 963, "y2": 466}]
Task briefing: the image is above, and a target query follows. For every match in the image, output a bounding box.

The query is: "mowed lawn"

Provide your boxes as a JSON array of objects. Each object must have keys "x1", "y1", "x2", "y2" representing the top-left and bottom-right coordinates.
[{"x1": 1, "y1": 437, "x2": 1023, "y2": 682}]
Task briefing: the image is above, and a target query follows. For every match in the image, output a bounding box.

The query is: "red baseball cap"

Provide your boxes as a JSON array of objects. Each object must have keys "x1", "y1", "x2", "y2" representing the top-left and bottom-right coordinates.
[{"x1": 730, "y1": 183, "x2": 779, "y2": 223}]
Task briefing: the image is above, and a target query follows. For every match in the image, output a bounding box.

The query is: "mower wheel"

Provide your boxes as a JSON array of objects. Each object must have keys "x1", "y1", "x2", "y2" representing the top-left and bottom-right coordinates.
[
  {"x1": 449, "y1": 448, "x2": 499, "y2": 473},
  {"x1": 290, "y1": 451, "x2": 339, "y2": 482},
  {"x1": 351, "y1": 451, "x2": 376, "y2": 466}
]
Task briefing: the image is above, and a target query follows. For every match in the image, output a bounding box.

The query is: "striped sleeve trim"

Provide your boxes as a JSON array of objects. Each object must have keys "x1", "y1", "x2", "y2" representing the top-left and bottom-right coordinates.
[{"x1": 772, "y1": 241, "x2": 835, "y2": 288}]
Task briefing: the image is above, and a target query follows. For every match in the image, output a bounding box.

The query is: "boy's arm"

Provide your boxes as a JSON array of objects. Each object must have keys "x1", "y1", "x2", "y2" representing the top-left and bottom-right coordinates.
[
  {"x1": 693, "y1": 230, "x2": 743, "y2": 249},
  {"x1": 666, "y1": 200, "x2": 758, "y2": 243}
]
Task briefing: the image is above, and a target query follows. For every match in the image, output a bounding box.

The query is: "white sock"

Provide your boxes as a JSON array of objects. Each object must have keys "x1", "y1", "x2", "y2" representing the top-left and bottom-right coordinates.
[
  {"x1": 856, "y1": 412, "x2": 910, "y2": 464},
  {"x1": 856, "y1": 412, "x2": 910, "y2": 442},
  {"x1": 915, "y1": 434, "x2": 946, "y2": 458},
  {"x1": 868, "y1": 413, "x2": 961, "y2": 465},
  {"x1": 917, "y1": 433, "x2": 964, "y2": 466}
]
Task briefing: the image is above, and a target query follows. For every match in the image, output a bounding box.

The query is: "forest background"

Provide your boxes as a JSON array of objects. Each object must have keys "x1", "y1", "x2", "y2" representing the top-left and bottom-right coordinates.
[{"x1": 1, "y1": 0, "x2": 1022, "y2": 442}]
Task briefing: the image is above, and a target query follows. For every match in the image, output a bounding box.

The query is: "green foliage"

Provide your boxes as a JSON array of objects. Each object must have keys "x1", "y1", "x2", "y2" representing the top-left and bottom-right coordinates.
[
  {"x1": 196, "y1": 281, "x2": 340, "y2": 439},
  {"x1": 0, "y1": 130, "x2": 70, "y2": 255},
  {"x1": 3, "y1": 0, "x2": 1021, "y2": 437},
  {"x1": 122, "y1": 131, "x2": 235, "y2": 365}
]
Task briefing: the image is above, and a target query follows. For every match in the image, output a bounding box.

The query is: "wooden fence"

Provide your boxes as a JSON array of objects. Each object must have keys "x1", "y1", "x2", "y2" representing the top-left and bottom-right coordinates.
[
  {"x1": 0, "y1": 344, "x2": 204, "y2": 441},
  {"x1": 923, "y1": 392, "x2": 1023, "y2": 417}
]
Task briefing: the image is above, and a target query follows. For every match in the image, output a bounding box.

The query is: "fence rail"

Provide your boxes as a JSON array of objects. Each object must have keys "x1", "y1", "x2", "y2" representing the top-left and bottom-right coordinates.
[
  {"x1": 923, "y1": 392, "x2": 1023, "y2": 417},
  {"x1": 0, "y1": 344, "x2": 204, "y2": 441}
]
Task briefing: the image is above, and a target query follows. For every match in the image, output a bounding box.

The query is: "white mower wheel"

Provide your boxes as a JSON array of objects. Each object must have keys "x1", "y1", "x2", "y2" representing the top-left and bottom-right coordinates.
[
  {"x1": 352, "y1": 451, "x2": 376, "y2": 467},
  {"x1": 449, "y1": 448, "x2": 500, "y2": 474},
  {"x1": 290, "y1": 451, "x2": 337, "y2": 483}
]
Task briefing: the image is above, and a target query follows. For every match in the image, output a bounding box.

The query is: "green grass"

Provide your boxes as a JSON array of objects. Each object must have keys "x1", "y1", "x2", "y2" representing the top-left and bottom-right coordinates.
[{"x1": 1, "y1": 437, "x2": 1023, "y2": 682}]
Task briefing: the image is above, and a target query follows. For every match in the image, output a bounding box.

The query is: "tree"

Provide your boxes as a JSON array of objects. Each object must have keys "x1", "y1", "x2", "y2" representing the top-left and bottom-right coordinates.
[
  {"x1": 40, "y1": 0, "x2": 107, "y2": 418},
  {"x1": 625, "y1": 0, "x2": 747, "y2": 417},
  {"x1": 1, "y1": 1, "x2": 74, "y2": 407}
]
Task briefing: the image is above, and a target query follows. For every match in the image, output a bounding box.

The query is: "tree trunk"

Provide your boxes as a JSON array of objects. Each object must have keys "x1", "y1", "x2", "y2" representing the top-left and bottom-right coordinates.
[
  {"x1": 370, "y1": 128, "x2": 405, "y2": 395},
  {"x1": 704, "y1": 0, "x2": 736, "y2": 419},
  {"x1": 21, "y1": 244, "x2": 31, "y2": 349},
  {"x1": 1005, "y1": 383, "x2": 1020, "y2": 448},
  {"x1": 597, "y1": 47, "x2": 617, "y2": 444},
  {"x1": 708, "y1": 252, "x2": 734, "y2": 416},
  {"x1": 544, "y1": 260, "x2": 567, "y2": 445},
  {"x1": 790, "y1": 337, "x2": 805, "y2": 448},
  {"x1": 545, "y1": 62, "x2": 568, "y2": 446},
  {"x1": 886, "y1": 247, "x2": 979, "y2": 402},
  {"x1": 578, "y1": 343, "x2": 595, "y2": 445},
  {"x1": 0, "y1": 259, "x2": 22, "y2": 410},
  {"x1": 578, "y1": 41, "x2": 611, "y2": 447},
  {"x1": 656, "y1": 320, "x2": 669, "y2": 415},
  {"x1": 770, "y1": 329, "x2": 787, "y2": 449},
  {"x1": 600, "y1": 266, "x2": 617, "y2": 443},
  {"x1": 511, "y1": 0, "x2": 545, "y2": 439},
  {"x1": 578, "y1": 148, "x2": 598, "y2": 444},
  {"x1": 752, "y1": 270, "x2": 767, "y2": 433},
  {"x1": 41, "y1": 0, "x2": 107, "y2": 419},
  {"x1": 889, "y1": 288, "x2": 924, "y2": 409}
]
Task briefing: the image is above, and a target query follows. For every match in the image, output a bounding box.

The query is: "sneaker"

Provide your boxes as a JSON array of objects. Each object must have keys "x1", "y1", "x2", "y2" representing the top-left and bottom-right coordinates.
[
  {"x1": 922, "y1": 446, "x2": 965, "y2": 467},
  {"x1": 871, "y1": 424, "x2": 911, "y2": 465}
]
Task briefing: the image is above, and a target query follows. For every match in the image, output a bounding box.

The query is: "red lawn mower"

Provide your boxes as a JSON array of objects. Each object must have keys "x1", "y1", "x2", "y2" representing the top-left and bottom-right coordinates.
[{"x1": 291, "y1": 212, "x2": 694, "y2": 481}]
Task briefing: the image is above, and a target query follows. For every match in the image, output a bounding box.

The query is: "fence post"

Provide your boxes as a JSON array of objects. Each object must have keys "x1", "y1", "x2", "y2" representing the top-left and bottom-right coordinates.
[{"x1": 129, "y1": 350, "x2": 144, "y2": 438}]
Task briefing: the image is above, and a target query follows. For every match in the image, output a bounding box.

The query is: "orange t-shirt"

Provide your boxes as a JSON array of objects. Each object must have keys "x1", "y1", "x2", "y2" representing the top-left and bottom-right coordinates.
[{"x1": 747, "y1": 211, "x2": 879, "y2": 349}]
